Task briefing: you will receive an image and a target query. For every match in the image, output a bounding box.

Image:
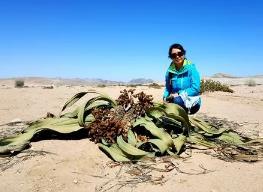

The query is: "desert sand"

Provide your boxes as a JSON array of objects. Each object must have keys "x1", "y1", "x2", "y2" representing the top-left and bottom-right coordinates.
[{"x1": 0, "y1": 78, "x2": 263, "y2": 192}]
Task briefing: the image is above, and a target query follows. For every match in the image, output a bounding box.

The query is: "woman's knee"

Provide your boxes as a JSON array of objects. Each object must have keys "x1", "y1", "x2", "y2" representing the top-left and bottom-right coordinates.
[{"x1": 173, "y1": 96, "x2": 184, "y2": 107}]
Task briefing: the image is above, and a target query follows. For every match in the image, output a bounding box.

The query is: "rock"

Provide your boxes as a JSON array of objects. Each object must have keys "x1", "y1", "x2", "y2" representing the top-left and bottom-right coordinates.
[{"x1": 73, "y1": 179, "x2": 78, "y2": 184}]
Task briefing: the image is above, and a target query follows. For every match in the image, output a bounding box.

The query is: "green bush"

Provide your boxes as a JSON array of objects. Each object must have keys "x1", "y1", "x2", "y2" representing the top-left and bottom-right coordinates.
[
  {"x1": 127, "y1": 84, "x2": 138, "y2": 88},
  {"x1": 245, "y1": 79, "x2": 256, "y2": 87},
  {"x1": 148, "y1": 83, "x2": 162, "y2": 89},
  {"x1": 200, "y1": 79, "x2": 233, "y2": 94},
  {"x1": 15, "y1": 80, "x2": 24, "y2": 88},
  {"x1": 97, "y1": 84, "x2": 106, "y2": 88}
]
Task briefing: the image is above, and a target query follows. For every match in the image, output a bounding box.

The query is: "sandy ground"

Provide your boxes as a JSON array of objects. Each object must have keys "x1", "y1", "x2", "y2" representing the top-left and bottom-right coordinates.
[{"x1": 0, "y1": 80, "x2": 263, "y2": 192}]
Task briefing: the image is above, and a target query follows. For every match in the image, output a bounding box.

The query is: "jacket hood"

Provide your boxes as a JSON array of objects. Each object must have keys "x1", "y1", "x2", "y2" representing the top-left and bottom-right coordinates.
[{"x1": 167, "y1": 59, "x2": 194, "y2": 75}]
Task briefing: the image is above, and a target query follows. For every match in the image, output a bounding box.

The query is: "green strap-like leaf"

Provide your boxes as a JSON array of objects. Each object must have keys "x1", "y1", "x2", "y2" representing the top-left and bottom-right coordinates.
[
  {"x1": 117, "y1": 136, "x2": 150, "y2": 156},
  {"x1": 163, "y1": 103, "x2": 190, "y2": 125},
  {"x1": 98, "y1": 143, "x2": 130, "y2": 162},
  {"x1": 217, "y1": 132, "x2": 244, "y2": 145},
  {"x1": 62, "y1": 91, "x2": 97, "y2": 112},
  {"x1": 187, "y1": 133, "x2": 217, "y2": 148},
  {"x1": 163, "y1": 103, "x2": 191, "y2": 135},
  {"x1": 133, "y1": 117, "x2": 174, "y2": 147},
  {"x1": 146, "y1": 106, "x2": 166, "y2": 119},
  {"x1": 147, "y1": 139, "x2": 169, "y2": 154},
  {"x1": 173, "y1": 134, "x2": 186, "y2": 154},
  {"x1": 166, "y1": 149, "x2": 179, "y2": 157},
  {"x1": 189, "y1": 117, "x2": 228, "y2": 135},
  {"x1": 78, "y1": 95, "x2": 117, "y2": 127},
  {"x1": 127, "y1": 129, "x2": 137, "y2": 146},
  {"x1": 0, "y1": 118, "x2": 83, "y2": 155},
  {"x1": 148, "y1": 103, "x2": 191, "y2": 135},
  {"x1": 60, "y1": 107, "x2": 80, "y2": 118}
]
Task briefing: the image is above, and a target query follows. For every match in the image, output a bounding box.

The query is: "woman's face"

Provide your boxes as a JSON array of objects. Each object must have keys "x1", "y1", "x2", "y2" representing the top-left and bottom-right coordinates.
[{"x1": 171, "y1": 48, "x2": 185, "y2": 65}]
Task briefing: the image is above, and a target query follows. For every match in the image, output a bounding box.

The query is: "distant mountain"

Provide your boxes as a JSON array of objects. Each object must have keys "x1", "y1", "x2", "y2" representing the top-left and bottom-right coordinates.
[
  {"x1": 2, "y1": 75, "x2": 263, "y2": 87},
  {"x1": 250, "y1": 75, "x2": 263, "y2": 78},
  {"x1": 1, "y1": 77, "x2": 156, "y2": 86},
  {"x1": 210, "y1": 73, "x2": 263, "y2": 79},
  {"x1": 80, "y1": 78, "x2": 124, "y2": 86},
  {"x1": 2, "y1": 77, "x2": 125, "y2": 86},
  {"x1": 128, "y1": 78, "x2": 154, "y2": 85},
  {"x1": 204, "y1": 74, "x2": 263, "y2": 86},
  {"x1": 211, "y1": 73, "x2": 239, "y2": 78}
]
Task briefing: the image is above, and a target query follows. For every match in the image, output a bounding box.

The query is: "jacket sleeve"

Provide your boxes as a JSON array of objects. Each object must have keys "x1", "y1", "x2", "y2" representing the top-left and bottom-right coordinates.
[
  {"x1": 163, "y1": 71, "x2": 171, "y2": 99},
  {"x1": 180, "y1": 65, "x2": 200, "y2": 96}
]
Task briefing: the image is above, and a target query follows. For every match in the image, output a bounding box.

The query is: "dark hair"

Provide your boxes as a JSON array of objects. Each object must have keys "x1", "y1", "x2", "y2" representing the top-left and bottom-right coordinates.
[{"x1": 168, "y1": 43, "x2": 186, "y2": 58}]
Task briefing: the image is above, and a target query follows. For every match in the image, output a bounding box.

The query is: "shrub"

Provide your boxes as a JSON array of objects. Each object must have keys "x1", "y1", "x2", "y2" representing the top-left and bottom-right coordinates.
[
  {"x1": 200, "y1": 79, "x2": 233, "y2": 94},
  {"x1": 15, "y1": 80, "x2": 24, "y2": 88},
  {"x1": 148, "y1": 83, "x2": 162, "y2": 89},
  {"x1": 127, "y1": 84, "x2": 138, "y2": 88},
  {"x1": 245, "y1": 79, "x2": 256, "y2": 87},
  {"x1": 42, "y1": 85, "x2": 54, "y2": 89},
  {"x1": 97, "y1": 84, "x2": 106, "y2": 88}
]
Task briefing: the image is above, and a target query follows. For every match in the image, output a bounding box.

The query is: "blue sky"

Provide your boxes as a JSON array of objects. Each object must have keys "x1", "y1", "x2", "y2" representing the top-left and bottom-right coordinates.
[{"x1": 0, "y1": 0, "x2": 263, "y2": 81}]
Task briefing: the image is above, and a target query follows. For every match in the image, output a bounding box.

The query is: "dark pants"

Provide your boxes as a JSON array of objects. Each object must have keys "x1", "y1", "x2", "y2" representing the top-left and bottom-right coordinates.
[{"x1": 173, "y1": 96, "x2": 200, "y2": 114}]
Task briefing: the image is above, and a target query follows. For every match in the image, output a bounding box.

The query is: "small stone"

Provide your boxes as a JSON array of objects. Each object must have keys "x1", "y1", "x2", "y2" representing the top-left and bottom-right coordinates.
[{"x1": 73, "y1": 179, "x2": 78, "y2": 184}]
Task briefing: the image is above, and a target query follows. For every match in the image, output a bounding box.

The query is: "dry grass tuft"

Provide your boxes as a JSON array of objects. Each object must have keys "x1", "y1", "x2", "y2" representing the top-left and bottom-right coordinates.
[{"x1": 14, "y1": 79, "x2": 24, "y2": 88}]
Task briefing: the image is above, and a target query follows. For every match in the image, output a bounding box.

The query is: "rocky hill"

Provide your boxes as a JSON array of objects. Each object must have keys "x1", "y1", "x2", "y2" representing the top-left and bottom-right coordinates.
[{"x1": 0, "y1": 77, "x2": 156, "y2": 86}]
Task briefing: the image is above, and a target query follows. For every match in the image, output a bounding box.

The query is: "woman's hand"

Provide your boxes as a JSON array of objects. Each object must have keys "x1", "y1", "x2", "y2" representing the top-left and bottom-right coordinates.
[
  {"x1": 170, "y1": 93, "x2": 179, "y2": 98},
  {"x1": 165, "y1": 93, "x2": 179, "y2": 103}
]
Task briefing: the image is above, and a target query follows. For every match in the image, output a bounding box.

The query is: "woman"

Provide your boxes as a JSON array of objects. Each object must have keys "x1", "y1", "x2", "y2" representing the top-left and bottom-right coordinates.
[{"x1": 163, "y1": 43, "x2": 201, "y2": 114}]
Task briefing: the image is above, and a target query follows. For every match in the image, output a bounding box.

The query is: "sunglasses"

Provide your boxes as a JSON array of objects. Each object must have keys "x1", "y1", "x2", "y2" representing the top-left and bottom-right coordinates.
[{"x1": 170, "y1": 52, "x2": 184, "y2": 59}]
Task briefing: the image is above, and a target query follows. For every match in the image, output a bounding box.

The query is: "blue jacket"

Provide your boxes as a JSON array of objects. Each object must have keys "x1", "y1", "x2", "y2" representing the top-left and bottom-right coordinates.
[{"x1": 163, "y1": 59, "x2": 201, "y2": 106}]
